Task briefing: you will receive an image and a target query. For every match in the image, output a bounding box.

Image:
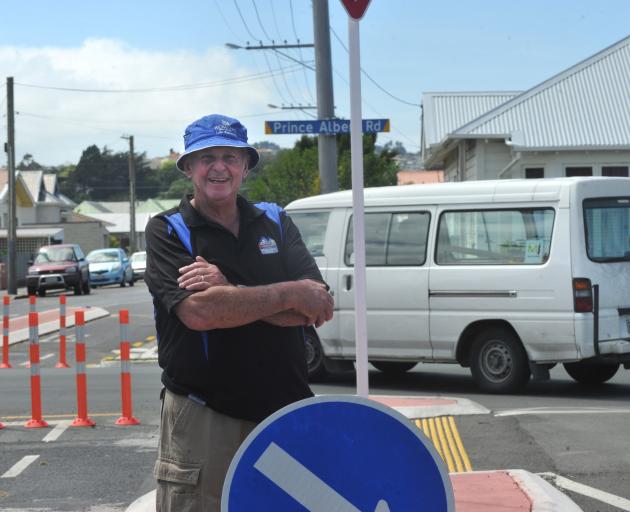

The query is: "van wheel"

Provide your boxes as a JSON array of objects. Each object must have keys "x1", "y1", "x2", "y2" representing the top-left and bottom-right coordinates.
[
  {"x1": 37, "y1": 288, "x2": 46, "y2": 297},
  {"x1": 82, "y1": 278, "x2": 91, "y2": 295},
  {"x1": 564, "y1": 361, "x2": 619, "y2": 385},
  {"x1": 371, "y1": 361, "x2": 417, "y2": 375},
  {"x1": 471, "y1": 328, "x2": 530, "y2": 393},
  {"x1": 304, "y1": 327, "x2": 327, "y2": 382}
]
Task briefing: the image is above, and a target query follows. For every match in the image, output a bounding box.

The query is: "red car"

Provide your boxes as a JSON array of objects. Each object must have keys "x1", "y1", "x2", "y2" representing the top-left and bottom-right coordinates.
[{"x1": 26, "y1": 244, "x2": 91, "y2": 296}]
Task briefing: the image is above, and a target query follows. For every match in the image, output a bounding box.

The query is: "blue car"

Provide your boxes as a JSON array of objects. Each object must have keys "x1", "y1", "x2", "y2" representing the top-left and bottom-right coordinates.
[{"x1": 86, "y1": 248, "x2": 134, "y2": 288}]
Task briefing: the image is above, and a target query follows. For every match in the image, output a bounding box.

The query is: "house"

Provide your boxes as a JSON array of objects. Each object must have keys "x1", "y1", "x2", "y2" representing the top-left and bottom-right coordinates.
[
  {"x1": 74, "y1": 198, "x2": 180, "y2": 250},
  {"x1": 422, "y1": 36, "x2": 630, "y2": 181},
  {"x1": 396, "y1": 170, "x2": 444, "y2": 185},
  {"x1": 0, "y1": 167, "x2": 111, "y2": 287}
]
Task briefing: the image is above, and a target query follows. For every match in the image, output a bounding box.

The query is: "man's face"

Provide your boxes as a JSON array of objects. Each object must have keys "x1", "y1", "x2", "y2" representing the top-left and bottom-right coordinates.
[{"x1": 184, "y1": 146, "x2": 248, "y2": 204}]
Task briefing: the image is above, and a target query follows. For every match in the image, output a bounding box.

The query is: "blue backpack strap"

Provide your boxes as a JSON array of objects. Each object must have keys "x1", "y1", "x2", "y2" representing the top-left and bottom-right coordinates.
[
  {"x1": 163, "y1": 212, "x2": 209, "y2": 360},
  {"x1": 255, "y1": 201, "x2": 284, "y2": 241}
]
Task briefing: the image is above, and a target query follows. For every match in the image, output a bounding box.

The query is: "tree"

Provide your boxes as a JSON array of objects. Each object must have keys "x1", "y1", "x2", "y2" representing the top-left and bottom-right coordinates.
[
  {"x1": 244, "y1": 136, "x2": 319, "y2": 206},
  {"x1": 156, "y1": 160, "x2": 192, "y2": 199},
  {"x1": 245, "y1": 134, "x2": 399, "y2": 206},
  {"x1": 17, "y1": 154, "x2": 44, "y2": 170}
]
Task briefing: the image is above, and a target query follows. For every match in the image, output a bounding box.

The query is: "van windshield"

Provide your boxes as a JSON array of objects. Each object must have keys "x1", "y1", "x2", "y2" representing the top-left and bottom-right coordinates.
[
  {"x1": 584, "y1": 197, "x2": 630, "y2": 262},
  {"x1": 288, "y1": 211, "x2": 330, "y2": 257}
]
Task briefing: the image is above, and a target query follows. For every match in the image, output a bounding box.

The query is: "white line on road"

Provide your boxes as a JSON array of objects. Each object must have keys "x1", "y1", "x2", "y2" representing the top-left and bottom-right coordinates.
[
  {"x1": 254, "y1": 442, "x2": 388, "y2": 512},
  {"x1": 42, "y1": 420, "x2": 70, "y2": 443},
  {"x1": 495, "y1": 407, "x2": 630, "y2": 417},
  {"x1": 18, "y1": 353, "x2": 55, "y2": 366},
  {"x1": 539, "y1": 472, "x2": 630, "y2": 511},
  {"x1": 1, "y1": 455, "x2": 40, "y2": 478}
]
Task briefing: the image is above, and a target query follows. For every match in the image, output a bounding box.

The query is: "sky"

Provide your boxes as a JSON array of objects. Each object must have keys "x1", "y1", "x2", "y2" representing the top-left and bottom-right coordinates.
[{"x1": 1, "y1": 0, "x2": 629, "y2": 167}]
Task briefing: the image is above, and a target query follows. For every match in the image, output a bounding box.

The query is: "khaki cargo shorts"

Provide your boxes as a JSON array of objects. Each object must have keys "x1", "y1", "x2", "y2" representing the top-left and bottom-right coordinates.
[{"x1": 154, "y1": 389, "x2": 257, "y2": 512}]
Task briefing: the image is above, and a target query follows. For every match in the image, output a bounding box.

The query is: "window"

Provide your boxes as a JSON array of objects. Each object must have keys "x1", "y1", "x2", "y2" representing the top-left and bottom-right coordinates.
[
  {"x1": 602, "y1": 166, "x2": 629, "y2": 177},
  {"x1": 584, "y1": 197, "x2": 630, "y2": 262},
  {"x1": 288, "y1": 211, "x2": 330, "y2": 257},
  {"x1": 566, "y1": 167, "x2": 592, "y2": 177},
  {"x1": 436, "y1": 208, "x2": 555, "y2": 265},
  {"x1": 525, "y1": 168, "x2": 544, "y2": 179},
  {"x1": 344, "y1": 212, "x2": 430, "y2": 266}
]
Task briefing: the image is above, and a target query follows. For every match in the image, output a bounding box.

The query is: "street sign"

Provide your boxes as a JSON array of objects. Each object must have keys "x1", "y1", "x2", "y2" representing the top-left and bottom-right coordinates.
[
  {"x1": 340, "y1": 0, "x2": 372, "y2": 20},
  {"x1": 265, "y1": 118, "x2": 389, "y2": 135},
  {"x1": 222, "y1": 396, "x2": 454, "y2": 511}
]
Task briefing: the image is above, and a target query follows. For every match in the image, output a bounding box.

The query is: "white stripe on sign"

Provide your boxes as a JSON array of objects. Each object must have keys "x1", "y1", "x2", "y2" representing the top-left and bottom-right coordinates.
[
  {"x1": 539, "y1": 472, "x2": 630, "y2": 511},
  {"x1": 42, "y1": 420, "x2": 71, "y2": 443},
  {"x1": 254, "y1": 442, "x2": 390, "y2": 512},
  {"x1": 1, "y1": 455, "x2": 40, "y2": 478}
]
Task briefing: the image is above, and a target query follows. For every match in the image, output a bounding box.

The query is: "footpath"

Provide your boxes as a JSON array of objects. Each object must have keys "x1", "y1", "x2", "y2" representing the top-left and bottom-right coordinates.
[{"x1": 126, "y1": 395, "x2": 582, "y2": 511}]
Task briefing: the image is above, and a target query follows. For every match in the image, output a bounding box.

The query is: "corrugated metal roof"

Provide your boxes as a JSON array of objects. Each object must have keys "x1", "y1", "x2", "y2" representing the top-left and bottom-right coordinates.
[
  {"x1": 454, "y1": 36, "x2": 630, "y2": 148},
  {"x1": 422, "y1": 91, "x2": 520, "y2": 149}
]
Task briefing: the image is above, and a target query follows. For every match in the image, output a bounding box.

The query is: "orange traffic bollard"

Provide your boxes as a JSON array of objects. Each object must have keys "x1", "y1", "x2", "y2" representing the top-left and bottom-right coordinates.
[
  {"x1": 55, "y1": 295, "x2": 70, "y2": 368},
  {"x1": 25, "y1": 312, "x2": 49, "y2": 428},
  {"x1": 29, "y1": 294, "x2": 36, "y2": 313},
  {"x1": 71, "y1": 310, "x2": 95, "y2": 427},
  {"x1": 115, "y1": 310, "x2": 140, "y2": 426},
  {"x1": 1, "y1": 295, "x2": 11, "y2": 369}
]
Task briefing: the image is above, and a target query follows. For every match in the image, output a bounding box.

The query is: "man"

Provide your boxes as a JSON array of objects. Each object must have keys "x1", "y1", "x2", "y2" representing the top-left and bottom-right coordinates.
[{"x1": 144, "y1": 114, "x2": 333, "y2": 511}]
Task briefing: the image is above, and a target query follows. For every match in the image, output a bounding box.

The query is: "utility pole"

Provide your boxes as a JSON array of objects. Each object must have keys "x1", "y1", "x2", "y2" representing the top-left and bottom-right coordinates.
[
  {"x1": 312, "y1": 0, "x2": 338, "y2": 193},
  {"x1": 6, "y1": 77, "x2": 17, "y2": 295},
  {"x1": 122, "y1": 135, "x2": 136, "y2": 254}
]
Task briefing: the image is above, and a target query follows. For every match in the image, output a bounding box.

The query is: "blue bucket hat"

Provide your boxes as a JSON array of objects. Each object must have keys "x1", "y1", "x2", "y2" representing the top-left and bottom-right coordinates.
[{"x1": 176, "y1": 114, "x2": 260, "y2": 172}]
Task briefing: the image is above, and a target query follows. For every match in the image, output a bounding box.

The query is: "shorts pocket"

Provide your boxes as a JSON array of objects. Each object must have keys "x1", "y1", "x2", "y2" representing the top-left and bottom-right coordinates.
[
  {"x1": 155, "y1": 457, "x2": 202, "y2": 512},
  {"x1": 154, "y1": 456, "x2": 201, "y2": 485}
]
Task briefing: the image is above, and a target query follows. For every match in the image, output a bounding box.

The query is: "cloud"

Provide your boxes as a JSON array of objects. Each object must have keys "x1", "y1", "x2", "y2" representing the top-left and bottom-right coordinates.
[{"x1": 0, "y1": 38, "x2": 273, "y2": 166}]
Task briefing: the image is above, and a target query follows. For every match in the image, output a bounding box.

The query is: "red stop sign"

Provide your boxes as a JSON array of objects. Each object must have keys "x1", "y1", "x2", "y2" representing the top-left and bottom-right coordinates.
[{"x1": 340, "y1": 0, "x2": 372, "y2": 20}]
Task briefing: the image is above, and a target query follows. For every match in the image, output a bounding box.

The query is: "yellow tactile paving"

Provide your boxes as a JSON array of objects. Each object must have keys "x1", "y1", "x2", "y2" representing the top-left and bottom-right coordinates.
[{"x1": 414, "y1": 416, "x2": 472, "y2": 473}]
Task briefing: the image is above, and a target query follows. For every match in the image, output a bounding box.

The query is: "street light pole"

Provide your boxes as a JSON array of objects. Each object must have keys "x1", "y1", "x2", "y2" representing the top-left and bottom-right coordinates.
[
  {"x1": 312, "y1": 0, "x2": 338, "y2": 193},
  {"x1": 6, "y1": 77, "x2": 17, "y2": 295},
  {"x1": 121, "y1": 135, "x2": 136, "y2": 254}
]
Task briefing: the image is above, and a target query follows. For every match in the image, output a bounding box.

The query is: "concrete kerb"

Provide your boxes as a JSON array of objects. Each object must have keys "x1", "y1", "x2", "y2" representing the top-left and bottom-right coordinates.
[
  {"x1": 7, "y1": 306, "x2": 110, "y2": 345},
  {"x1": 510, "y1": 470, "x2": 583, "y2": 511}
]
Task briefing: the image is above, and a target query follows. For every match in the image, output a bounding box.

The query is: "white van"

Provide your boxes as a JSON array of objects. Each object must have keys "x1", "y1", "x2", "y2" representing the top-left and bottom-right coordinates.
[{"x1": 285, "y1": 178, "x2": 630, "y2": 392}]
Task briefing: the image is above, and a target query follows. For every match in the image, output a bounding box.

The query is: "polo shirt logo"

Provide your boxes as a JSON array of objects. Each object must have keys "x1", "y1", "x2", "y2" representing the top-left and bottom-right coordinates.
[{"x1": 258, "y1": 236, "x2": 279, "y2": 255}]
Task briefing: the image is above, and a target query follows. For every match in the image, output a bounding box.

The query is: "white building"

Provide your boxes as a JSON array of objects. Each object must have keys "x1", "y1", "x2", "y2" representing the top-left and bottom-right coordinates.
[{"x1": 422, "y1": 36, "x2": 630, "y2": 181}]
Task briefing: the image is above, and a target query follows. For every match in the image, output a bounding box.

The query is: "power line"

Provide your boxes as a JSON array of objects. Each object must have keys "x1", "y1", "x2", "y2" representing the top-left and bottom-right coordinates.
[
  {"x1": 252, "y1": 0, "x2": 273, "y2": 42},
  {"x1": 289, "y1": 0, "x2": 316, "y2": 104},
  {"x1": 213, "y1": 0, "x2": 242, "y2": 41},
  {"x1": 233, "y1": 0, "x2": 261, "y2": 42},
  {"x1": 14, "y1": 64, "x2": 303, "y2": 93},
  {"x1": 330, "y1": 26, "x2": 421, "y2": 108}
]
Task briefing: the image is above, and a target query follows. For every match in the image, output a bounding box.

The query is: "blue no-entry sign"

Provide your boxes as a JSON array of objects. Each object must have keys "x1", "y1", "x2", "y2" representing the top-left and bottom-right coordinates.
[
  {"x1": 222, "y1": 395, "x2": 454, "y2": 511},
  {"x1": 264, "y1": 118, "x2": 390, "y2": 135}
]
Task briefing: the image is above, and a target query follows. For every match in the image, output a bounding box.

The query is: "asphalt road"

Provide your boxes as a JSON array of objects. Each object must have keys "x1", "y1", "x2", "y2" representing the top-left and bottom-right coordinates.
[{"x1": 0, "y1": 282, "x2": 628, "y2": 511}]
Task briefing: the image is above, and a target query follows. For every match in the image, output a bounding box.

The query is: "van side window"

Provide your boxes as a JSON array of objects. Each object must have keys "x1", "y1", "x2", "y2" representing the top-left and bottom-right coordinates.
[
  {"x1": 345, "y1": 212, "x2": 431, "y2": 266},
  {"x1": 287, "y1": 211, "x2": 330, "y2": 257},
  {"x1": 436, "y1": 208, "x2": 554, "y2": 265}
]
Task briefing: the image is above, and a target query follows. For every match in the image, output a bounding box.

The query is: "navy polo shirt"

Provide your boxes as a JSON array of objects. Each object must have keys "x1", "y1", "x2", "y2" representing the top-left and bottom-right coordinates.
[{"x1": 145, "y1": 195, "x2": 321, "y2": 422}]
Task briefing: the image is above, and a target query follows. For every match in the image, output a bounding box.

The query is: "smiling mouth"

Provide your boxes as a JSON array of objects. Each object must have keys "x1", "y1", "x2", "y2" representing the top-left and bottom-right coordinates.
[{"x1": 208, "y1": 177, "x2": 230, "y2": 184}]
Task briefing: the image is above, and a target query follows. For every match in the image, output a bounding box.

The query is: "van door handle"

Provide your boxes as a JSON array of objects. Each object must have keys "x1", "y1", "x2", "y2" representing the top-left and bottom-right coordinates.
[{"x1": 345, "y1": 275, "x2": 353, "y2": 291}]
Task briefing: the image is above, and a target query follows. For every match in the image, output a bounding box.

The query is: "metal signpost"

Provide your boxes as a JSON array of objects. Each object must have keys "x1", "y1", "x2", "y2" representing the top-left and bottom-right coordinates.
[
  {"x1": 341, "y1": 0, "x2": 372, "y2": 398},
  {"x1": 222, "y1": 396, "x2": 454, "y2": 511}
]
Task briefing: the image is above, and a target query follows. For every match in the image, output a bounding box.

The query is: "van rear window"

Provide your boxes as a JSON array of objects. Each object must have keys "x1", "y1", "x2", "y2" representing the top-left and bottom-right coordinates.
[
  {"x1": 345, "y1": 212, "x2": 431, "y2": 266},
  {"x1": 436, "y1": 208, "x2": 554, "y2": 265},
  {"x1": 584, "y1": 197, "x2": 630, "y2": 262},
  {"x1": 288, "y1": 211, "x2": 330, "y2": 257}
]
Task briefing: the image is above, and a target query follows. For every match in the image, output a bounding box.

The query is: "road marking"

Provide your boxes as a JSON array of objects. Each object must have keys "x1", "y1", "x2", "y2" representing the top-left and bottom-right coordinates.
[
  {"x1": 42, "y1": 420, "x2": 71, "y2": 442},
  {"x1": 19, "y1": 353, "x2": 54, "y2": 366},
  {"x1": 1, "y1": 455, "x2": 40, "y2": 478},
  {"x1": 254, "y1": 441, "x2": 388, "y2": 512},
  {"x1": 495, "y1": 407, "x2": 630, "y2": 417},
  {"x1": 539, "y1": 472, "x2": 630, "y2": 511},
  {"x1": 1, "y1": 412, "x2": 118, "y2": 422},
  {"x1": 415, "y1": 416, "x2": 472, "y2": 473}
]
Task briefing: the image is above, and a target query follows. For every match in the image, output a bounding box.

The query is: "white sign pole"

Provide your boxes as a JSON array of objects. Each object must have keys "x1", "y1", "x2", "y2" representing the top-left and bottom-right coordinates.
[{"x1": 348, "y1": 17, "x2": 369, "y2": 398}]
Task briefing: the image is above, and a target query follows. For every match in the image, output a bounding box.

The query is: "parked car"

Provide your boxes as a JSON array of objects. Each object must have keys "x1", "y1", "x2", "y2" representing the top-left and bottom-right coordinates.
[
  {"x1": 129, "y1": 251, "x2": 147, "y2": 280},
  {"x1": 26, "y1": 244, "x2": 91, "y2": 297},
  {"x1": 86, "y1": 248, "x2": 134, "y2": 288}
]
